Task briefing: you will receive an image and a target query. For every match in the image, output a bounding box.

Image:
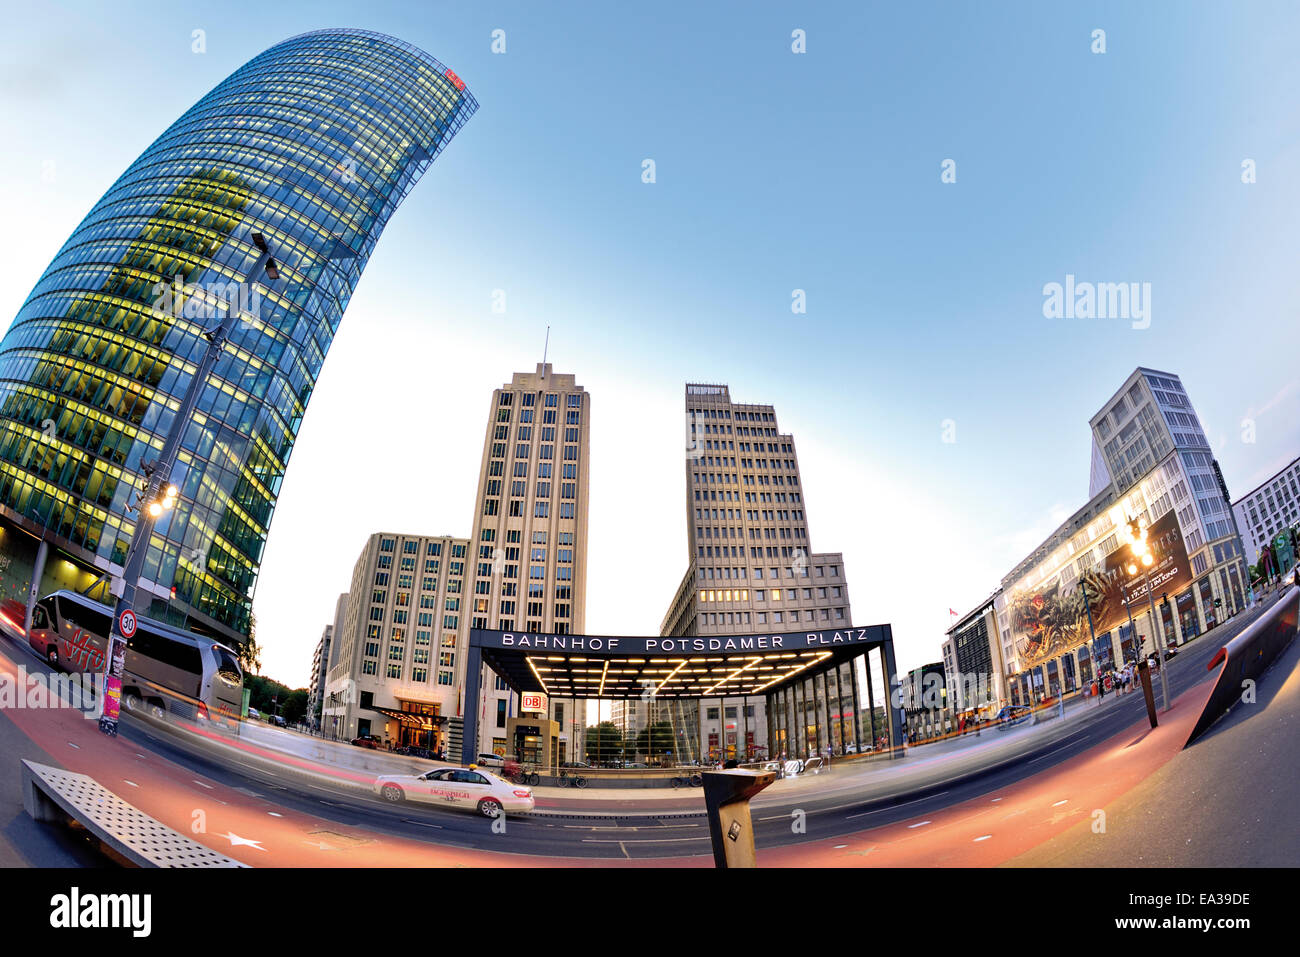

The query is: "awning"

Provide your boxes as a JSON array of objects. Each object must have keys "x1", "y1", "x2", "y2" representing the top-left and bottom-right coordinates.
[{"x1": 366, "y1": 705, "x2": 447, "y2": 728}]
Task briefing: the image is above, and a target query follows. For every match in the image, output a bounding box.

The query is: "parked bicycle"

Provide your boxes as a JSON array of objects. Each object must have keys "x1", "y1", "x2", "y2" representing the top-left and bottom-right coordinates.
[
  {"x1": 670, "y1": 771, "x2": 703, "y2": 788},
  {"x1": 558, "y1": 768, "x2": 588, "y2": 788},
  {"x1": 511, "y1": 766, "x2": 541, "y2": 787}
]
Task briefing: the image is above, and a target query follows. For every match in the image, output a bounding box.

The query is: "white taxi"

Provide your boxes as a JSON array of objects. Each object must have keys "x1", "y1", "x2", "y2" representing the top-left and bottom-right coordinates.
[{"x1": 373, "y1": 764, "x2": 534, "y2": 817}]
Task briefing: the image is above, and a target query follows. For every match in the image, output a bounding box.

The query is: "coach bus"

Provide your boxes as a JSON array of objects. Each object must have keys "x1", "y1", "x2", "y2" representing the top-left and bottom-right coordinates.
[{"x1": 27, "y1": 589, "x2": 244, "y2": 728}]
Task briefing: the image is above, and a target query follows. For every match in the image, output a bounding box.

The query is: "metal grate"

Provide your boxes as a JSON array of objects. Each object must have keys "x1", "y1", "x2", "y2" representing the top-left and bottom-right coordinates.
[{"x1": 22, "y1": 761, "x2": 245, "y2": 868}]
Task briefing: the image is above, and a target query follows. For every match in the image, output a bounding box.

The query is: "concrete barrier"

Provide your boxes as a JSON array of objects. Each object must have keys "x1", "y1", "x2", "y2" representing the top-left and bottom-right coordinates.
[
  {"x1": 1186, "y1": 586, "x2": 1298, "y2": 746},
  {"x1": 21, "y1": 760, "x2": 244, "y2": 867}
]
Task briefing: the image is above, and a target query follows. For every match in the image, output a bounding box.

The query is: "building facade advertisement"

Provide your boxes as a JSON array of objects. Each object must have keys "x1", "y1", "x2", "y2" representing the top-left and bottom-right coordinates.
[{"x1": 1007, "y1": 509, "x2": 1191, "y2": 667}]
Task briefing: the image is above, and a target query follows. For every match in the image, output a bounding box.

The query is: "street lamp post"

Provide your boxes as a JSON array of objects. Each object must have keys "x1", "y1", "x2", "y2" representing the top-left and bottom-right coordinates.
[
  {"x1": 1124, "y1": 518, "x2": 1172, "y2": 713},
  {"x1": 98, "y1": 233, "x2": 280, "y2": 736}
]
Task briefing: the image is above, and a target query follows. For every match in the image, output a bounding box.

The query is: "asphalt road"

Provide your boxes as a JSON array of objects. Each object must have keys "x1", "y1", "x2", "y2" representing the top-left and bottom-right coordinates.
[{"x1": 0, "y1": 587, "x2": 1291, "y2": 862}]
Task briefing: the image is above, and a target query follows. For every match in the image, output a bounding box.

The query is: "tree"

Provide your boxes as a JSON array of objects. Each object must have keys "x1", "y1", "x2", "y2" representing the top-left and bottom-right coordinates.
[
  {"x1": 280, "y1": 688, "x2": 309, "y2": 725},
  {"x1": 633, "y1": 721, "x2": 676, "y2": 761},
  {"x1": 238, "y1": 612, "x2": 262, "y2": 675},
  {"x1": 584, "y1": 721, "x2": 623, "y2": 764}
]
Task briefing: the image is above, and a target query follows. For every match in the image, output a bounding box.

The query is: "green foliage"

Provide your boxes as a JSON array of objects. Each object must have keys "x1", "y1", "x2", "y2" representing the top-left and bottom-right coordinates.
[
  {"x1": 584, "y1": 721, "x2": 623, "y2": 763},
  {"x1": 243, "y1": 673, "x2": 308, "y2": 723},
  {"x1": 237, "y1": 612, "x2": 262, "y2": 675},
  {"x1": 633, "y1": 720, "x2": 676, "y2": 759}
]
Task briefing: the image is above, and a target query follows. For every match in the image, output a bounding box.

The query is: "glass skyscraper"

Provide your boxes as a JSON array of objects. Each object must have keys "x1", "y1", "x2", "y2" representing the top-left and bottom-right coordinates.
[{"x1": 0, "y1": 28, "x2": 476, "y2": 642}]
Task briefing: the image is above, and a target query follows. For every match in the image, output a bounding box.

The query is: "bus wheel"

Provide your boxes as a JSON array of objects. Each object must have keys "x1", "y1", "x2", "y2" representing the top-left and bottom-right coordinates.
[
  {"x1": 149, "y1": 702, "x2": 166, "y2": 721},
  {"x1": 123, "y1": 693, "x2": 140, "y2": 712}
]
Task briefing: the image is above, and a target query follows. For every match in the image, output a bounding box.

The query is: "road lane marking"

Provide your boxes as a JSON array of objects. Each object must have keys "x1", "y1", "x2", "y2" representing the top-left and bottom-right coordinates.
[
  {"x1": 582, "y1": 837, "x2": 708, "y2": 844},
  {"x1": 907, "y1": 820, "x2": 932, "y2": 829},
  {"x1": 1052, "y1": 799, "x2": 1068, "y2": 807},
  {"x1": 67, "y1": 742, "x2": 80, "y2": 750},
  {"x1": 974, "y1": 834, "x2": 992, "y2": 842},
  {"x1": 193, "y1": 780, "x2": 214, "y2": 789},
  {"x1": 843, "y1": 791, "x2": 949, "y2": 821},
  {"x1": 123, "y1": 780, "x2": 138, "y2": 787}
]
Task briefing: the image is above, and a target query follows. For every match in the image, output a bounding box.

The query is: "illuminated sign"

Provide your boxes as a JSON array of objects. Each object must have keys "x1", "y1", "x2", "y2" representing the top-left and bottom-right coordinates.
[
  {"x1": 484, "y1": 626, "x2": 887, "y2": 655},
  {"x1": 520, "y1": 692, "x2": 547, "y2": 713},
  {"x1": 444, "y1": 68, "x2": 465, "y2": 91}
]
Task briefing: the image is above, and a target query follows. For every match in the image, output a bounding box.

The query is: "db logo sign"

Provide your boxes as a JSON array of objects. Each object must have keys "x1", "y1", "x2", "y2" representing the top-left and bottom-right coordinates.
[{"x1": 520, "y1": 692, "x2": 547, "y2": 713}]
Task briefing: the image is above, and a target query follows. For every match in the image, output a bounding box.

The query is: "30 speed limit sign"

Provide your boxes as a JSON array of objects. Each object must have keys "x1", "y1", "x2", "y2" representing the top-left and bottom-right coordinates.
[{"x1": 118, "y1": 609, "x2": 137, "y2": 638}]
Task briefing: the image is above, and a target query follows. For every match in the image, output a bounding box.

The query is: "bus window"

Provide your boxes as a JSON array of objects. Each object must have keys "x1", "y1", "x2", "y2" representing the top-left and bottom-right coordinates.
[
  {"x1": 212, "y1": 645, "x2": 242, "y2": 688},
  {"x1": 57, "y1": 596, "x2": 111, "y2": 640},
  {"x1": 131, "y1": 627, "x2": 202, "y2": 674},
  {"x1": 31, "y1": 604, "x2": 50, "y2": 631}
]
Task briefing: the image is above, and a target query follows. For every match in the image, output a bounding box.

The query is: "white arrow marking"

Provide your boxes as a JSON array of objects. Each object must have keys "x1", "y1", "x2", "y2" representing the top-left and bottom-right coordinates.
[{"x1": 219, "y1": 831, "x2": 266, "y2": 850}]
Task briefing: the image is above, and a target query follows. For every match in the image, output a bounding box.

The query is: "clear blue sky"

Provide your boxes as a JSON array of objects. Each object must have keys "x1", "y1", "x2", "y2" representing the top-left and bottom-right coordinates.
[{"x1": 3, "y1": 1, "x2": 1297, "y2": 686}]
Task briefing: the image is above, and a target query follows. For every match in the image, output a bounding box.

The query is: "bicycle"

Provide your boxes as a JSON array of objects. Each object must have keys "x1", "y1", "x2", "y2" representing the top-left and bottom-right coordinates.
[
  {"x1": 558, "y1": 768, "x2": 587, "y2": 788},
  {"x1": 670, "y1": 772, "x2": 703, "y2": 788},
  {"x1": 511, "y1": 767, "x2": 540, "y2": 787}
]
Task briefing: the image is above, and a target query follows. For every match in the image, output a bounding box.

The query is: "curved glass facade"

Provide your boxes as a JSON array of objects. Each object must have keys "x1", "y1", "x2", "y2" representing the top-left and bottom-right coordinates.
[{"x1": 0, "y1": 28, "x2": 476, "y2": 640}]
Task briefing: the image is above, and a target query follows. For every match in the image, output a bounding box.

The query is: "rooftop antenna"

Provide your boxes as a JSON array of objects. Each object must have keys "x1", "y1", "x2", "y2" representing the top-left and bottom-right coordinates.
[{"x1": 541, "y1": 325, "x2": 550, "y2": 378}]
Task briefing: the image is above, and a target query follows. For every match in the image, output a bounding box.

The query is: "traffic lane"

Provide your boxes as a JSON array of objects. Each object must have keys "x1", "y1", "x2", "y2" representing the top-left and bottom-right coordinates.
[
  {"x1": 744, "y1": 616, "x2": 1255, "y2": 848},
  {"x1": 0, "y1": 642, "x2": 704, "y2": 865},
  {"x1": 122, "y1": 718, "x2": 711, "y2": 859},
  {"x1": 1008, "y1": 621, "x2": 1300, "y2": 866},
  {"x1": 755, "y1": 672, "x2": 1217, "y2": 865}
]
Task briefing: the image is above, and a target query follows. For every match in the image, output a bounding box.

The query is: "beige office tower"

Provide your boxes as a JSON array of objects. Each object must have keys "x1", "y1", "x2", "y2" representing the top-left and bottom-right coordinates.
[
  {"x1": 322, "y1": 532, "x2": 469, "y2": 753},
  {"x1": 458, "y1": 363, "x2": 591, "y2": 761},
  {"x1": 660, "y1": 383, "x2": 854, "y2": 762}
]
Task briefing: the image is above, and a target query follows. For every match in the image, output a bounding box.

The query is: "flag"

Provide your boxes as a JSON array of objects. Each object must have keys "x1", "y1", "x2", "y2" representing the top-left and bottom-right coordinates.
[{"x1": 948, "y1": 608, "x2": 959, "y2": 617}]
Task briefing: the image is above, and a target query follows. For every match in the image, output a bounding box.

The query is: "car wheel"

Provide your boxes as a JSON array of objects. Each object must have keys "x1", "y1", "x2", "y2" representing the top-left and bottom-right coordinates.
[
  {"x1": 478, "y1": 798, "x2": 503, "y2": 818},
  {"x1": 380, "y1": 785, "x2": 404, "y2": 803}
]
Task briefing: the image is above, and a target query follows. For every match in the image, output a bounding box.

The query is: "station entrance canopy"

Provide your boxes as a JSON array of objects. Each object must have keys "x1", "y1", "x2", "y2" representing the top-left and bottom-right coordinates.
[{"x1": 461, "y1": 624, "x2": 904, "y2": 763}]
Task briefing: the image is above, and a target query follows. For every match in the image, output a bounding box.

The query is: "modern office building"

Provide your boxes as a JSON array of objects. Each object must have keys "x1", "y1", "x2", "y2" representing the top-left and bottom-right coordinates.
[
  {"x1": 1232, "y1": 455, "x2": 1300, "y2": 565},
  {"x1": 900, "y1": 661, "x2": 951, "y2": 741},
  {"x1": 962, "y1": 368, "x2": 1250, "y2": 708},
  {"x1": 659, "y1": 383, "x2": 858, "y2": 761},
  {"x1": 322, "y1": 532, "x2": 469, "y2": 751},
  {"x1": 461, "y1": 363, "x2": 591, "y2": 760},
  {"x1": 0, "y1": 29, "x2": 476, "y2": 646},
  {"x1": 307, "y1": 592, "x2": 347, "y2": 730},
  {"x1": 944, "y1": 594, "x2": 1006, "y2": 714}
]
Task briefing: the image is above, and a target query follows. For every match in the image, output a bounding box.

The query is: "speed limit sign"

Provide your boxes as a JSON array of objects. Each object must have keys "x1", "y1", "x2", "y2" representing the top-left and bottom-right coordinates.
[{"x1": 118, "y1": 609, "x2": 137, "y2": 638}]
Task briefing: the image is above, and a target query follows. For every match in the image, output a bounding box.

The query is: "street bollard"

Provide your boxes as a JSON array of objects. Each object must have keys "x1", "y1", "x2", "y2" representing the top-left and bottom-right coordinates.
[
  {"x1": 1137, "y1": 658, "x2": 1158, "y2": 729},
  {"x1": 702, "y1": 768, "x2": 777, "y2": 868}
]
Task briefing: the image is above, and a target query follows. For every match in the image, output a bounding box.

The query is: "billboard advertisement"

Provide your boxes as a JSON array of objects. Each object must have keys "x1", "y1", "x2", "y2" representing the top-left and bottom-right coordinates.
[{"x1": 1008, "y1": 509, "x2": 1192, "y2": 666}]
